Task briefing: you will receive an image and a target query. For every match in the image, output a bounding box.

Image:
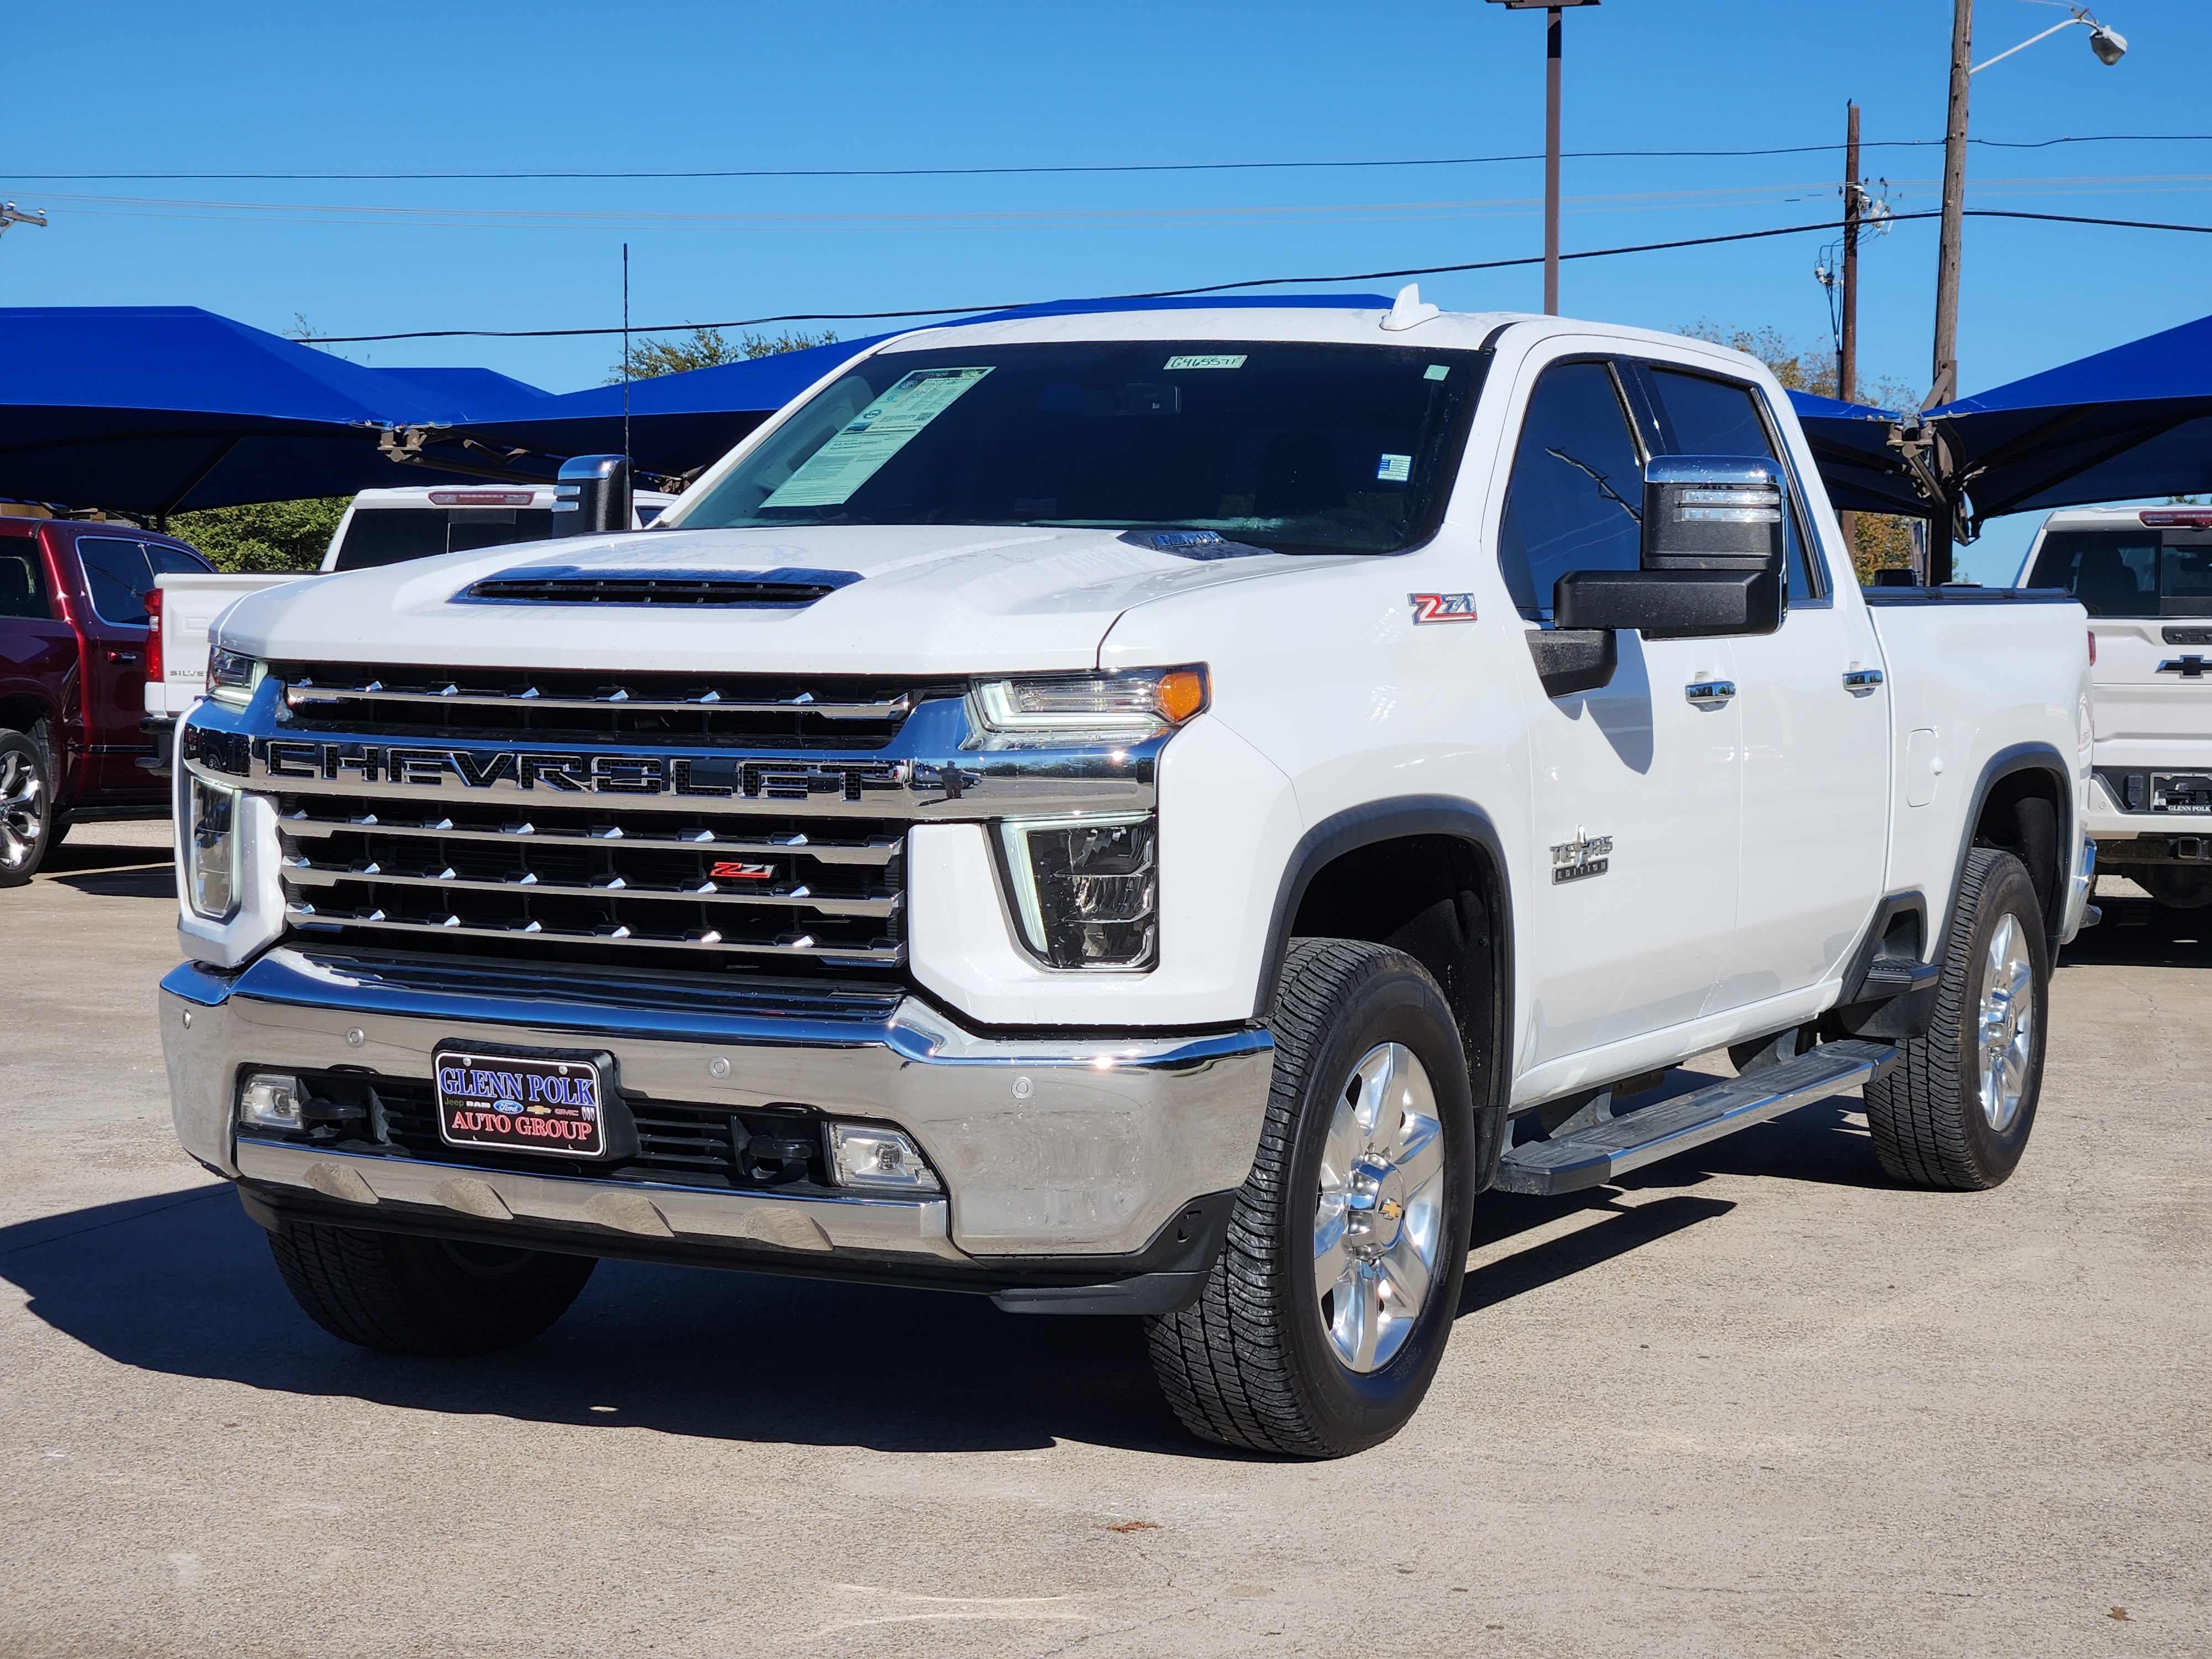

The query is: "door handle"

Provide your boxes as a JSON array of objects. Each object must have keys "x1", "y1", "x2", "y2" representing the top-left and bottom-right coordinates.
[
  {"x1": 1684, "y1": 680, "x2": 1736, "y2": 709},
  {"x1": 1842, "y1": 666, "x2": 1884, "y2": 693},
  {"x1": 106, "y1": 649, "x2": 139, "y2": 664}
]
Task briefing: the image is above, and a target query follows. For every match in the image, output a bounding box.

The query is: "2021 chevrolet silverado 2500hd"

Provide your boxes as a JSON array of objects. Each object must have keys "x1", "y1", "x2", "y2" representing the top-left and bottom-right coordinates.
[
  {"x1": 142, "y1": 481, "x2": 679, "y2": 778},
  {"x1": 0, "y1": 516, "x2": 211, "y2": 883},
  {"x1": 161, "y1": 296, "x2": 2096, "y2": 1457},
  {"x1": 2019, "y1": 503, "x2": 2212, "y2": 909}
]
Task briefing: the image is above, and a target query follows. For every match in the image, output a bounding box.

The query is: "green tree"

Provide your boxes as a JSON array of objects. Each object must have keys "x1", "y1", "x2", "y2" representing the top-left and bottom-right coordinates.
[
  {"x1": 608, "y1": 325, "x2": 838, "y2": 384},
  {"x1": 1678, "y1": 321, "x2": 1925, "y2": 585},
  {"x1": 169, "y1": 497, "x2": 350, "y2": 572}
]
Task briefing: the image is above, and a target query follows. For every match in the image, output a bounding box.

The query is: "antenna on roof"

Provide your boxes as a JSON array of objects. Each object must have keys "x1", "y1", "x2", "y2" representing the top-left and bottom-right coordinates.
[{"x1": 1381, "y1": 283, "x2": 1440, "y2": 332}]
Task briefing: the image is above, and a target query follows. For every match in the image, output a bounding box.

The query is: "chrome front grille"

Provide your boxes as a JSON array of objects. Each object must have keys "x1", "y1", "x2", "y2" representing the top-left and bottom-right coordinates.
[
  {"x1": 272, "y1": 662, "x2": 946, "y2": 749},
  {"x1": 276, "y1": 794, "x2": 905, "y2": 969}
]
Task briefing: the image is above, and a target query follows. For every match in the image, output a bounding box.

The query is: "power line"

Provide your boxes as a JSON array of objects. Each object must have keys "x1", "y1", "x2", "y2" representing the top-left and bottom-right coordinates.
[
  {"x1": 301, "y1": 205, "x2": 2212, "y2": 345},
  {"x1": 15, "y1": 133, "x2": 2212, "y2": 185}
]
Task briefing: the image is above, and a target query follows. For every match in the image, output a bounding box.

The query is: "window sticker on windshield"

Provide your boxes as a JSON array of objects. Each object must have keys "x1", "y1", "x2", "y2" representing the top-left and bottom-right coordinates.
[
  {"x1": 1376, "y1": 453, "x2": 1413, "y2": 483},
  {"x1": 762, "y1": 367, "x2": 994, "y2": 508},
  {"x1": 1163, "y1": 354, "x2": 1247, "y2": 371},
  {"x1": 1424, "y1": 364, "x2": 1451, "y2": 382}
]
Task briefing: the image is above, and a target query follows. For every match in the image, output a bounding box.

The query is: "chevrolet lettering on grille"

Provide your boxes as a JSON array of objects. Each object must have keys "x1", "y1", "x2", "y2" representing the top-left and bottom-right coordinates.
[{"x1": 257, "y1": 740, "x2": 909, "y2": 803}]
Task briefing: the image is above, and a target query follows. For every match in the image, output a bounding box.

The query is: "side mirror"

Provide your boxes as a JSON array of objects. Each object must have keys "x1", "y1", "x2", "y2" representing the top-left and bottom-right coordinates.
[
  {"x1": 552, "y1": 453, "x2": 633, "y2": 538},
  {"x1": 1553, "y1": 455, "x2": 1785, "y2": 639}
]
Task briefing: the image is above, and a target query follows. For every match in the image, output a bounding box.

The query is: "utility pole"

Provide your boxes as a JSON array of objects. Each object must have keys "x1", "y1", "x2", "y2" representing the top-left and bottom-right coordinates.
[
  {"x1": 1837, "y1": 102, "x2": 1861, "y2": 556},
  {"x1": 1926, "y1": 0, "x2": 1974, "y2": 585},
  {"x1": 1489, "y1": 0, "x2": 1598, "y2": 316},
  {"x1": 1544, "y1": 8, "x2": 1562, "y2": 314},
  {"x1": 0, "y1": 202, "x2": 49, "y2": 244}
]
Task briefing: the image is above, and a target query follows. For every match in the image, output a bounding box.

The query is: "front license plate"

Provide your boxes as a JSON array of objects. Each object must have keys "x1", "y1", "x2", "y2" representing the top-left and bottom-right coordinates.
[{"x1": 435, "y1": 1048, "x2": 610, "y2": 1159}]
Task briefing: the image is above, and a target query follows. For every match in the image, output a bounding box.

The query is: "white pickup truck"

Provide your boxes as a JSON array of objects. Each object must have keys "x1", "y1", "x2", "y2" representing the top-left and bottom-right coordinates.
[
  {"x1": 2017, "y1": 503, "x2": 2212, "y2": 909},
  {"x1": 143, "y1": 483, "x2": 676, "y2": 775},
  {"x1": 160, "y1": 297, "x2": 2095, "y2": 1457}
]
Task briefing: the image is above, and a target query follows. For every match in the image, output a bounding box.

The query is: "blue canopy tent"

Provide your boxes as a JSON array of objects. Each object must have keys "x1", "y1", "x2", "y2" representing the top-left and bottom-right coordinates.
[
  {"x1": 1916, "y1": 312, "x2": 2212, "y2": 531},
  {"x1": 1785, "y1": 390, "x2": 1926, "y2": 518},
  {"x1": 0, "y1": 307, "x2": 559, "y2": 517}
]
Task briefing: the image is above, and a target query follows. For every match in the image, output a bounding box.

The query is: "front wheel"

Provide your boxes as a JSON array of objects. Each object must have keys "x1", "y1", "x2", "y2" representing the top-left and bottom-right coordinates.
[
  {"x1": 1861, "y1": 848, "x2": 2049, "y2": 1190},
  {"x1": 1146, "y1": 939, "x2": 1475, "y2": 1458}
]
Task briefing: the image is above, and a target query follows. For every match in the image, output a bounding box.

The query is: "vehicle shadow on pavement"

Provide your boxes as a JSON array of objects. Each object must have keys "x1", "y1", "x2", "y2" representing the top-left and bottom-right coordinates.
[
  {"x1": 0, "y1": 1184, "x2": 1210, "y2": 1456},
  {"x1": 2058, "y1": 893, "x2": 2212, "y2": 969}
]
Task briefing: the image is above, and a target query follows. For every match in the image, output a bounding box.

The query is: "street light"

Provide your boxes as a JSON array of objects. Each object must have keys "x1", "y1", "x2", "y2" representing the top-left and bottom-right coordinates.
[
  {"x1": 1923, "y1": 0, "x2": 2126, "y2": 581},
  {"x1": 1485, "y1": 0, "x2": 1601, "y2": 316}
]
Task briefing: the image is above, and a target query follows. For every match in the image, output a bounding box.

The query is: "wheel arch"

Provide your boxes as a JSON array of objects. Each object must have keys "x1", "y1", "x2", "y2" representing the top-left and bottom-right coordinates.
[
  {"x1": 1954, "y1": 742, "x2": 2074, "y2": 944},
  {"x1": 1255, "y1": 796, "x2": 1515, "y2": 1179}
]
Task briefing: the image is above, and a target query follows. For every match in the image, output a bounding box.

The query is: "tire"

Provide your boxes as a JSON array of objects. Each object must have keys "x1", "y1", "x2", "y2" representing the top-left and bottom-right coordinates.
[
  {"x1": 1861, "y1": 848, "x2": 2049, "y2": 1190},
  {"x1": 1146, "y1": 939, "x2": 1475, "y2": 1458},
  {"x1": 0, "y1": 729, "x2": 54, "y2": 888},
  {"x1": 267, "y1": 1220, "x2": 596, "y2": 1356}
]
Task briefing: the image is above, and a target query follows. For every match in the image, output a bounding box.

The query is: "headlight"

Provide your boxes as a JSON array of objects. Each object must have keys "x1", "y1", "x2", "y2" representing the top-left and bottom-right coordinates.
[
  {"x1": 186, "y1": 775, "x2": 242, "y2": 921},
  {"x1": 998, "y1": 813, "x2": 1157, "y2": 969},
  {"x1": 206, "y1": 647, "x2": 266, "y2": 708},
  {"x1": 971, "y1": 666, "x2": 1207, "y2": 746}
]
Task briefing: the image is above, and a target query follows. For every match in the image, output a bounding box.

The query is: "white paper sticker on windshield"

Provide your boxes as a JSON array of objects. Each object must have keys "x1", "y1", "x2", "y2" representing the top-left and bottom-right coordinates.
[
  {"x1": 1377, "y1": 453, "x2": 1413, "y2": 483},
  {"x1": 1163, "y1": 354, "x2": 1247, "y2": 371},
  {"x1": 762, "y1": 367, "x2": 994, "y2": 508}
]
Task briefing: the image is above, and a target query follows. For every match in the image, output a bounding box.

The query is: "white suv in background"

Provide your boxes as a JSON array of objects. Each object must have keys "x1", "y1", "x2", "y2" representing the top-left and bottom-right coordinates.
[{"x1": 2018, "y1": 503, "x2": 2212, "y2": 909}]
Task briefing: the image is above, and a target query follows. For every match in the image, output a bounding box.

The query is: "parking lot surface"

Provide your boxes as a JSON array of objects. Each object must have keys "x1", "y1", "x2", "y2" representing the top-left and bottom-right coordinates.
[{"x1": 3, "y1": 823, "x2": 2207, "y2": 1658}]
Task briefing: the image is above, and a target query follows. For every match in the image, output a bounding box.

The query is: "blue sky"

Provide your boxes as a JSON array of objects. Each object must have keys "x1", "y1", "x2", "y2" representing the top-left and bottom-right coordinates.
[{"x1": 7, "y1": 0, "x2": 2208, "y2": 580}]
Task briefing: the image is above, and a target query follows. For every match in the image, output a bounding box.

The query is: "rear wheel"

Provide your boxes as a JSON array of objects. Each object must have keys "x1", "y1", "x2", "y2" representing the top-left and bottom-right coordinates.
[
  {"x1": 1146, "y1": 939, "x2": 1474, "y2": 1458},
  {"x1": 0, "y1": 730, "x2": 53, "y2": 887},
  {"x1": 1861, "y1": 848, "x2": 2048, "y2": 1190},
  {"x1": 267, "y1": 1220, "x2": 596, "y2": 1356}
]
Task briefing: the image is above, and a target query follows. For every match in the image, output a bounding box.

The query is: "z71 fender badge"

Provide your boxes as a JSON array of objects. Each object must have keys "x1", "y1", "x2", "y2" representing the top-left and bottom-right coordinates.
[
  {"x1": 1550, "y1": 828, "x2": 1613, "y2": 884},
  {"x1": 1409, "y1": 592, "x2": 1478, "y2": 624}
]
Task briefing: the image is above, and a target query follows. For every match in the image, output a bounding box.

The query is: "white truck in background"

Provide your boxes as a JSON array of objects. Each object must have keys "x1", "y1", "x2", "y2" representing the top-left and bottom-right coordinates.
[
  {"x1": 2018, "y1": 503, "x2": 2212, "y2": 909},
  {"x1": 163, "y1": 298, "x2": 2096, "y2": 1457},
  {"x1": 142, "y1": 481, "x2": 676, "y2": 775}
]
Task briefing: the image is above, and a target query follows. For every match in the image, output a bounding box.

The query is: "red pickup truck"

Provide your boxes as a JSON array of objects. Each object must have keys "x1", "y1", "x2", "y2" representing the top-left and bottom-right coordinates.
[{"x1": 0, "y1": 516, "x2": 211, "y2": 884}]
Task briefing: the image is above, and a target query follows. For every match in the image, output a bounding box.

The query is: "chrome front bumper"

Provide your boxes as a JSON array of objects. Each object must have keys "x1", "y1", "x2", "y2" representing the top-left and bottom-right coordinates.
[{"x1": 162, "y1": 946, "x2": 1273, "y2": 1275}]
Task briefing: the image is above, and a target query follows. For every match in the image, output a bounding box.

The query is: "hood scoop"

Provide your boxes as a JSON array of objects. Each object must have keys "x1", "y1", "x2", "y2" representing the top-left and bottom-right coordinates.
[{"x1": 462, "y1": 565, "x2": 862, "y2": 609}]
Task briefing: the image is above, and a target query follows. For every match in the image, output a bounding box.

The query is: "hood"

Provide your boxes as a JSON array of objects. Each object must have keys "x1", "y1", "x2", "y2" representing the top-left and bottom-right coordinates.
[{"x1": 215, "y1": 524, "x2": 1340, "y2": 675}]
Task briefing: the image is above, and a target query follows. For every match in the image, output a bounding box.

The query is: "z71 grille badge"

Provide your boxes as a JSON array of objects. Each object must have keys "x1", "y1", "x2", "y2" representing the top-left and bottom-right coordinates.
[{"x1": 1550, "y1": 828, "x2": 1613, "y2": 884}]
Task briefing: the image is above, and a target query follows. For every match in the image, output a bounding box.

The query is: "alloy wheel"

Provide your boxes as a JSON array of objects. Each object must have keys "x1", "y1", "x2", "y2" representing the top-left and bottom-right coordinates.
[
  {"x1": 0, "y1": 751, "x2": 43, "y2": 873},
  {"x1": 1312, "y1": 1041, "x2": 1446, "y2": 1374},
  {"x1": 1976, "y1": 912, "x2": 2034, "y2": 1132}
]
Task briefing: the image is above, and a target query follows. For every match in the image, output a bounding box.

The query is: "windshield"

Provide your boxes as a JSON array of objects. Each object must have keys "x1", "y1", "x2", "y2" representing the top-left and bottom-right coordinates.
[
  {"x1": 674, "y1": 340, "x2": 1488, "y2": 555},
  {"x1": 2028, "y1": 529, "x2": 2212, "y2": 617}
]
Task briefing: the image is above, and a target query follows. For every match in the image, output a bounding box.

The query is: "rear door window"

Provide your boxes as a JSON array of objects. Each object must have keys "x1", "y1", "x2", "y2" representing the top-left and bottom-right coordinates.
[
  {"x1": 1497, "y1": 361, "x2": 1646, "y2": 619},
  {"x1": 75, "y1": 536, "x2": 159, "y2": 625},
  {"x1": 1646, "y1": 366, "x2": 1825, "y2": 603}
]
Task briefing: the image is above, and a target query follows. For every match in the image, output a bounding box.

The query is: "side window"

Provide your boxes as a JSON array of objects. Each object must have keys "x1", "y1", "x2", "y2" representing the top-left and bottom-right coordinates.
[
  {"x1": 1497, "y1": 361, "x2": 1645, "y2": 619},
  {"x1": 0, "y1": 540, "x2": 53, "y2": 620},
  {"x1": 75, "y1": 536, "x2": 158, "y2": 627},
  {"x1": 1648, "y1": 366, "x2": 1828, "y2": 604},
  {"x1": 146, "y1": 544, "x2": 206, "y2": 578}
]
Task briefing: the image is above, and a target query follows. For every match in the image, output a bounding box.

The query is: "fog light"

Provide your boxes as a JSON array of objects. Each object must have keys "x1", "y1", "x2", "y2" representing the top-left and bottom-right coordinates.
[
  {"x1": 239, "y1": 1072, "x2": 304, "y2": 1131},
  {"x1": 824, "y1": 1121, "x2": 940, "y2": 1192}
]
